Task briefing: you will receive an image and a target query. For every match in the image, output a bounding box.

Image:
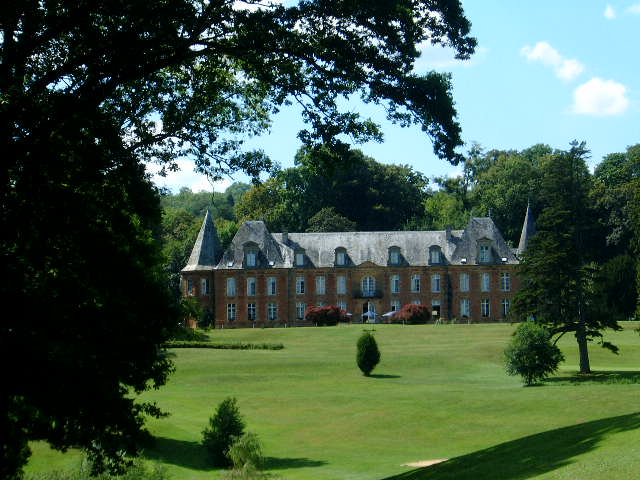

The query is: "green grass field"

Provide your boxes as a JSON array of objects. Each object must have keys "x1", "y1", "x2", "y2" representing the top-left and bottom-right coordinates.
[{"x1": 26, "y1": 322, "x2": 640, "y2": 480}]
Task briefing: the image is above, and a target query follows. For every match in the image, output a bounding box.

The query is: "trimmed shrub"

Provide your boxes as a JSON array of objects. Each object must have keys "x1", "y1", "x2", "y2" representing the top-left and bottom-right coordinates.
[
  {"x1": 504, "y1": 322, "x2": 564, "y2": 386},
  {"x1": 202, "y1": 397, "x2": 246, "y2": 467},
  {"x1": 394, "y1": 304, "x2": 431, "y2": 324},
  {"x1": 164, "y1": 341, "x2": 283, "y2": 350},
  {"x1": 304, "y1": 305, "x2": 348, "y2": 326},
  {"x1": 227, "y1": 432, "x2": 264, "y2": 470},
  {"x1": 356, "y1": 332, "x2": 381, "y2": 376}
]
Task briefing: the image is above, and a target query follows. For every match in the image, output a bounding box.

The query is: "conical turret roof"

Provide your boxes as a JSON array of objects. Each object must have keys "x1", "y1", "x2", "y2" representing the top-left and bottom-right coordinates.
[
  {"x1": 182, "y1": 210, "x2": 220, "y2": 271},
  {"x1": 517, "y1": 201, "x2": 536, "y2": 254}
]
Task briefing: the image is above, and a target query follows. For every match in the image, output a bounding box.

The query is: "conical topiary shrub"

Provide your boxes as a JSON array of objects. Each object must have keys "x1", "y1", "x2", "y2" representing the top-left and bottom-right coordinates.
[{"x1": 356, "y1": 332, "x2": 381, "y2": 376}]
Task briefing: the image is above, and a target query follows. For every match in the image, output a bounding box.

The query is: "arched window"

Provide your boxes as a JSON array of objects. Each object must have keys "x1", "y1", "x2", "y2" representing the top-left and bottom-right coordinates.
[
  {"x1": 477, "y1": 239, "x2": 492, "y2": 263},
  {"x1": 388, "y1": 246, "x2": 401, "y2": 265},
  {"x1": 243, "y1": 242, "x2": 259, "y2": 268},
  {"x1": 429, "y1": 245, "x2": 442, "y2": 264},
  {"x1": 335, "y1": 247, "x2": 347, "y2": 266}
]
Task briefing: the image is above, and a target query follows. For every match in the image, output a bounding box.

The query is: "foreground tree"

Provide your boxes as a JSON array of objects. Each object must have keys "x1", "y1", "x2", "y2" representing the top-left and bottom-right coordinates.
[
  {"x1": 356, "y1": 332, "x2": 381, "y2": 376},
  {"x1": 2, "y1": 1, "x2": 475, "y2": 476},
  {"x1": 513, "y1": 142, "x2": 621, "y2": 374},
  {"x1": 505, "y1": 322, "x2": 564, "y2": 386},
  {"x1": 202, "y1": 397, "x2": 246, "y2": 468}
]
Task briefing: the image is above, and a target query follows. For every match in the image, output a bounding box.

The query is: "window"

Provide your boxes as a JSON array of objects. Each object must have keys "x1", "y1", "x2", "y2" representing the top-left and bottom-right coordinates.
[
  {"x1": 226, "y1": 277, "x2": 236, "y2": 296},
  {"x1": 429, "y1": 247, "x2": 441, "y2": 264},
  {"x1": 247, "y1": 277, "x2": 256, "y2": 296},
  {"x1": 296, "y1": 276, "x2": 305, "y2": 294},
  {"x1": 337, "y1": 300, "x2": 347, "y2": 312},
  {"x1": 246, "y1": 251, "x2": 257, "y2": 267},
  {"x1": 201, "y1": 278, "x2": 210, "y2": 295},
  {"x1": 479, "y1": 244, "x2": 491, "y2": 263},
  {"x1": 295, "y1": 252, "x2": 305, "y2": 266},
  {"x1": 337, "y1": 275, "x2": 347, "y2": 295},
  {"x1": 316, "y1": 275, "x2": 326, "y2": 295},
  {"x1": 248, "y1": 303, "x2": 256, "y2": 321},
  {"x1": 361, "y1": 276, "x2": 376, "y2": 297},
  {"x1": 391, "y1": 300, "x2": 401, "y2": 312},
  {"x1": 336, "y1": 249, "x2": 346, "y2": 266},
  {"x1": 431, "y1": 274, "x2": 441, "y2": 293},
  {"x1": 460, "y1": 273, "x2": 470, "y2": 292},
  {"x1": 268, "y1": 303, "x2": 278, "y2": 321},
  {"x1": 267, "y1": 277, "x2": 277, "y2": 296},
  {"x1": 481, "y1": 299, "x2": 490, "y2": 317},
  {"x1": 411, "y1": 274, "x2": 421, "y2": 293},
  {"x1": 391, "y1": 274, "x2": 400, "y2": 294},
  {"x1": 460, "y1": 298, "x2": 470, "y2": 317},
  {"x1": 500, "y1": 272, "x2": 511, "y2": 291},
  {"x1": 187, "y1": 279, "x2": 195, "y2": 295},
  {"x1": 481, "y1": 272, "x2": 491, "y2": 292},
  {"x1": 412, "y1": 299, "x2": 421, "y2": 305},
  {"x1": 389, "y1": 248, "x2": 400, "y2": 265},
  {"x1": 227, "y1": 303, "x2": 236, "y2": 321},
  {"x1": 432, "y1": 299, "x2": 441, "y2": 317},
  {"x1": 296, "y1": 302, "x2": 306, "y2": 320},
  {"x1": 502, "y1": 298, "x2": 510, "y2": 317}
]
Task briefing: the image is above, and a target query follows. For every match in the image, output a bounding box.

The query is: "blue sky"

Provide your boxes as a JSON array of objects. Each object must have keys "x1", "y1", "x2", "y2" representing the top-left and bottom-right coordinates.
[{"x1": 151, "y1": 1, "x2": 639, "y2": 193}]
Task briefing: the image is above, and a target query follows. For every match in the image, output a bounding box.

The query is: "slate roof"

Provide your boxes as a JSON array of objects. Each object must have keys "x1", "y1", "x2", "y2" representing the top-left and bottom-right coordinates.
[
  {"x1": 181, "y1": 210, "x2": 220, "y2": 272},
  {"x1": 213, "y1": 216, "x2": 520, "y2": 269},
  {"x1": 517, "y1": 201, "x2": 536, "y2": 255}
]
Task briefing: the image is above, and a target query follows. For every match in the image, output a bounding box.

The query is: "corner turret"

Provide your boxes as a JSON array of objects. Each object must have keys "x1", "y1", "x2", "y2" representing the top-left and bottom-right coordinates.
[
  {"x1": 182, "y1": 210, "x2": 220, "y2": 271},
  {"x1": 517, "y1": 201, "x2": 536, "y2": 255}
]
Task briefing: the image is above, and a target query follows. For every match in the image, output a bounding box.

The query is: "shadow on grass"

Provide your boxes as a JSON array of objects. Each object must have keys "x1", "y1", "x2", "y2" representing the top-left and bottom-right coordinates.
[
  {"x1": 384, "y1": 412, "x2": 640, "y2": 480},
  {"x1": 142, "y1": 437, "x2": 327, "y2": 472},
  {"x1": 370, "y1": 374, "x2": 402, "y2": 379},
  {"x1": 545, "y1": 371, "x2": 640, "y2": 385}
]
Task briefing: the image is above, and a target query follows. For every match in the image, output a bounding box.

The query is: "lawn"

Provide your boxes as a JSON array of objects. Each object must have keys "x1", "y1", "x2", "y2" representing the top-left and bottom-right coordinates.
[{"x1": 26, "y1": 322, "x2": 640, "y2": 480}]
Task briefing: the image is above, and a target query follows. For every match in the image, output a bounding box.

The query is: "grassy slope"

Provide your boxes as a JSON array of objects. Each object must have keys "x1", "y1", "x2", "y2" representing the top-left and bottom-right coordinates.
[{"x1": 26, "y1": 322, "x2": 640, "y2": 480}]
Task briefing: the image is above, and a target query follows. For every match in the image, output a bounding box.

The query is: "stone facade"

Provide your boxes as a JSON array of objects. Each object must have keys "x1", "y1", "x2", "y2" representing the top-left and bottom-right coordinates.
[{"x1": 181, "y1": 209, "x2": 533, "y2": 328}]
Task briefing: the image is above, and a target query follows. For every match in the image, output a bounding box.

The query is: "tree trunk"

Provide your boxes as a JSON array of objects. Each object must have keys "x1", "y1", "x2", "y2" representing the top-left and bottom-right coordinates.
[{"x1": 576, "y1": 319, "x2": 591, "y2": 374}]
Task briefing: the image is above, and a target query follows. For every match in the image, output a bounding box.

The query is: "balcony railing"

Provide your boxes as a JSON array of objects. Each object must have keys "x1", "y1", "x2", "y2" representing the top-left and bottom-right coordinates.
[{"x1": 352, "y1": 289, "x2": 384, "y2": 299}]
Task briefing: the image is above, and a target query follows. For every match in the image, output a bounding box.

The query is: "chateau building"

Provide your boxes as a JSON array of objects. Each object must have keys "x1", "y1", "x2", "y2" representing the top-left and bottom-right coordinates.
[{"x1": 181, "y1": 207, "x2": 534, "y2": 327}]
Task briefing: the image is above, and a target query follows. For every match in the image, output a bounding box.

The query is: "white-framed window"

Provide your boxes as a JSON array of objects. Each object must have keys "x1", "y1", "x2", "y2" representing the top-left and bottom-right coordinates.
[
  {"x1": 248, "y1": 303, "x2": 256, "y2": 321},
  {"x1": 316, "y1": 275, "x2": 326, "y2": 295},
  {"x1": 296, "y1": 302, "x2": 306, "y2": 319},
  {"x1": 226, "y1": 277, "x2": 236, "y2": 296},
  {"x1": 481, "y1": 299, "x2": 490, "y2": 317},
  {"x1": 460, "y1": 298, "x2": 470, "y2": 317},
  {"x1": 431, "y1": 274, "x2": 441, "y2": 293},
  {"x1": 361, "y1": 276, "x2": 376, "y2": 297},
  {"x1": 337, "y1": 300, "x2": 347, "y2": 312},
  {"x1": 502, "y1": 298, "x2": 510, "y2": 317},
  {"x1": 336, "y1": 250, "x2": 346, "y2": 266},
  {"x1": 267, "y1": 276, "x2": 277, "y2": 296},
  {"x1": 481, "y1": 273, "x2": 491, "y2": 292},
  {"x1": 227, "y1": 303, "x2": 236, "y2": 321},
  {"x1": 246, "y1": 251, "x2": 257, "y2": 267},
  {"x1": 500, "y1": 272, "x2": 511, "y2": 291},
  {"x1": 201, "y1": 278, "x2": 210, "y2": 295},
  {"x1": 430, "y1": 248, "x2": 441, "y2": 264},
  {"x1": 337, "y1": 275, "x2": 347, "y2": 295},
  {"x1": 295, "y1": 252, "x2": 305, "y2": 266},
  {"x1": 391, "y1": 274, "x2": 400, "y2": 294},
  {"x1": 479, "y1": 244, "x2": 491, "y2": 263},
  {"x1": 268, "y1": 303, "x2": 278, "y2": 321},
  {"x1": 247, "y1": 277, "x2": 257, "y2": 296},
  {"x1": 391, "y1": 300, "x2": 401, "y2": 312},
  {"x1": 389, "y1": 248, "x2": 400, "y2": 264},
  {"x1": 411, "y1": 274, "x2": 421, "y2": 293},
  {"x1": 187, "y1": 279, "x2": 195, "y2": 295},
  {"x1": 296, "y1": 276, "x2": 305, "y2": 295},
  {"x1": 412, "y1": 299, "x2": 421, "y2": 305},
  {"x1": 460, "y1": 273, "x2": 470, "y2": 292}
]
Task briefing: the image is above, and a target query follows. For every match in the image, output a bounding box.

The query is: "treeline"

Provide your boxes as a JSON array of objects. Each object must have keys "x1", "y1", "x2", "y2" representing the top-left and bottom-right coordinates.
[{"x1": 160, "y1": 142, "x2": 639, "y2": 315}]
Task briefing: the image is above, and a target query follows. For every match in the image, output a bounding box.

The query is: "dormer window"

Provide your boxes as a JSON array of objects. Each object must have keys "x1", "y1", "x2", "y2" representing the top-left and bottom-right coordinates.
[
  {"x1": 389, "y1": 247, "x2": 401, "y2": 265},
  {"x1": 478, "y1": 240, "x2": 492, "y2": 263},
  {"x1": 429, "y1": 246, "x2": 442, "y2": 264},
  {"x1": 246, "y1": 251, "x2": 257, "y2": 267},
  {"x1": 295, "y1": 250, "x2": 305, "y2": 267},
  {"x1": 335, "y1": 248, "x2": 347, "y2": 266},
  {"x1": 243, "y1": 242, "x2": 259, "y2": 268}
]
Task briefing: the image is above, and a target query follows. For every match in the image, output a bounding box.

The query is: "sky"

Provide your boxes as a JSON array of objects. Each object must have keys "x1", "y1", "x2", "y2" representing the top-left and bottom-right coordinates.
[{"x1": 150, "y1": 1, "x2": 640, "y2": 193}]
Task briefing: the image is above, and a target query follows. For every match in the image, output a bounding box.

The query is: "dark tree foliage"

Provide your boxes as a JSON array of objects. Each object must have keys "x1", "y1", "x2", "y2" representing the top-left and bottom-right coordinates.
[
  {"x1": 513, "y1": 142, "x2": 620, "y2": 374},
  {"x1": 1, "y1": 1, "x2": 475, "y2": 476},
  {"x1": 394, "y1": 304, "x2": 431, "y2": 324},
  {"x1": 304, "y1": 305, "x2": 348, "y2": 326},
  {"x1": 306, "y1": 207, "x2": 357, "y2": 233},
  {"x1": 202, "y1": 397, "x2": 246, "y2": 468},
  {"x1": 356, "y1": 332, "x2": 381, "y2": 377},
  {"x1": 505, "y1": 322, "x2": 564, "y2": 386}
]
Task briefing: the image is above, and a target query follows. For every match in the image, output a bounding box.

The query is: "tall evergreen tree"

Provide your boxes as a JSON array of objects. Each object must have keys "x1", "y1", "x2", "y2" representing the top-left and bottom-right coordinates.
[{"x1": 513, "y1": 142, "x2": 620, "y2": 374}]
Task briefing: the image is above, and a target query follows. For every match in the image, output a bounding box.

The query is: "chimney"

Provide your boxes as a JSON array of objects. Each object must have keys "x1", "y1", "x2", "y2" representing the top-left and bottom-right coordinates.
[
  {"x1": 282, "y1": 231, "x2": 288, "y2": 245},
  {"x1": 445, "y1": 226, "x2": 452, "y2": 242}
]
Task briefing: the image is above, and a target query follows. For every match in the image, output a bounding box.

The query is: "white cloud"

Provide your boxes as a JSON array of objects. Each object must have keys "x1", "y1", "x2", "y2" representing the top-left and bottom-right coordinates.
[
  {"x1": 572, "y1": 78, "x2": 629, "y2": 116},
  {"x1": 627, "y1": 4, "x2": 640, "y2": 14},
  {"x1": 146, "y1": 159, "x2": 233, "y2": 193},
  {"x1": 414, "y1": 43, "x2": 488, "y2": 71},
  {"x1": 520, "y1": 41, "x2": 585, "y2": 81},
  {"x1": 604, "y1": 4, "x2": 616, "y2": 19}
]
